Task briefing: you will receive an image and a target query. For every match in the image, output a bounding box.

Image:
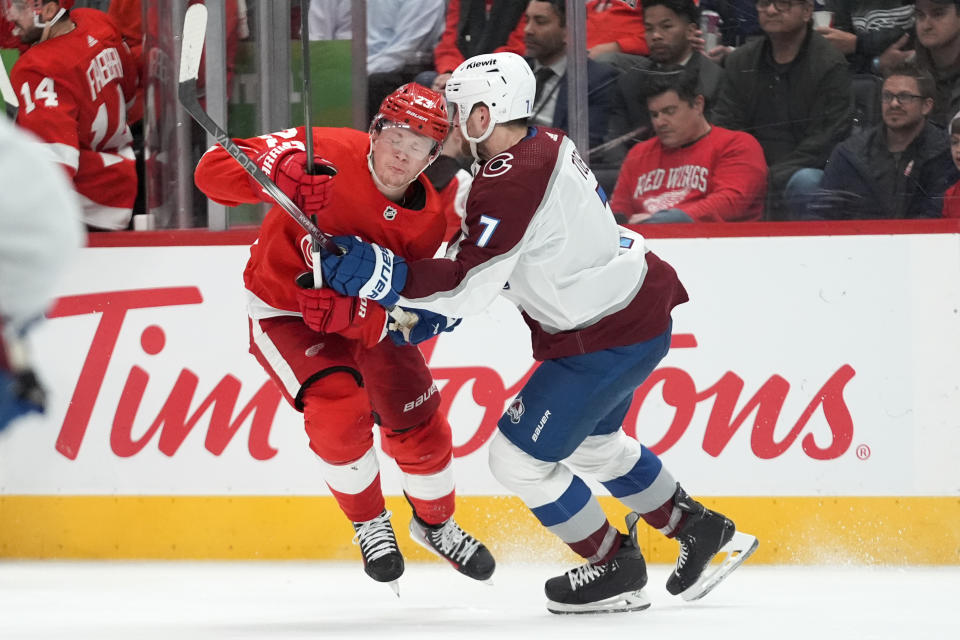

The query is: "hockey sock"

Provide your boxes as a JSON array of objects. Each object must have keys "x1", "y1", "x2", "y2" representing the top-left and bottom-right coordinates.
[
  {"x1": 568, "y1": 521, "x2": 622, "y2": 564},
  {"x1": 640, "y1": 496, "x2": 687, "y2": 538}
]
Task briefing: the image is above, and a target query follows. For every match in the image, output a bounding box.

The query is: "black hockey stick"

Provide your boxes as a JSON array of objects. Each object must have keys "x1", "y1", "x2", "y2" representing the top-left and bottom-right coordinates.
[
  {"x1": 298, "y1": 0, "x2": 325, "y2": 289},
  {"x1": 178, "y1": 4, "x2": 417, "y2": 328},
  {"x1": 299, "y1": 0, "x2": 316, "y2": 176},
  {"x1": 0, "y1": 55, "x2": 17, "y2": 120}
]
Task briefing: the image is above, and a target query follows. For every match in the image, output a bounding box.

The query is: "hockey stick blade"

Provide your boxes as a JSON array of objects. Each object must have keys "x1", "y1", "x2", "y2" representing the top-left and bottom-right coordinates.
[
  {"x1": 178, "y1": 3, "x2": 206, "y2": 84},
  {"x1": 0, "y1": 55, "x2": 18, "y2": 120}
]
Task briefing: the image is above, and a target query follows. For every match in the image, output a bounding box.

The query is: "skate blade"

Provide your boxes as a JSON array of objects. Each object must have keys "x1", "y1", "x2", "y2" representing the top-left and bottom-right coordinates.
[
  {"x1": 547, "y1": 589, "x2": 651, "y2": 615},
  {"x1": 408, "y1": 521, "x2": 436, "y2": 555},
  {"x1": 680, "y1": 531, "x2": 759, "y2": 602},
  {"x1": 386, "y1": 580, "x2": 400, "y2": 597},
  {"x1": 408, "y1": 521, "x2": 453, "y2": 567}
]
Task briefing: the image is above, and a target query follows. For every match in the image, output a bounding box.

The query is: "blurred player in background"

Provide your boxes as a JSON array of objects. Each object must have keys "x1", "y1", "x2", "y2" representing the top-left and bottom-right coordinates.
[
  {"x1": 193, "y1": 83, "x2": 494, "y2": 593},
  {"x1": 3, "y1": 0, "x2": 138, "y2": 230},
  {"x1": 318, "y1": 52, "x2": 759, "y2": 614},
  {"x1": 0, "y1": 118, "x2": 84, "y2": 432}
]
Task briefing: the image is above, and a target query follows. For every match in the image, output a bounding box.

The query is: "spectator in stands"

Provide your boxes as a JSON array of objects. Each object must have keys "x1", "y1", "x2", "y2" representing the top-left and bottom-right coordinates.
[
  {"x1": 711, "y1": 0, "x2": 852, "y2": 219},
  {"x1": 417, "y1": 0, "x2": 527, "y2": 92},
  {"x1": 804, "y1": 64, "x2": 958, "y2": 218},
  {"x1": 816, "y1": 0, "x2": 915, "y2": 74},
  {"x1": 914, "y1": 0, "x2": 960, "y2": 127},
  {"x1": 943, "y1": 109, "x2": 960, "y2": 217},
  {"x1": 701, "y1": 0, "x2": 763, "y2": 48},
  {"x1": 584, "y1": 0, "x2": 649, "y2": 72},
  {"x1": 366, "y1": 1, "x2": 445, "y2": 120},
  {"x1": 6, "y1": 0, "x2": 138, "y2": 230},
  {"x1": 610, "y1": 66, "x2": 767, "y2": 223},
  {"x1": 309, "y1": 0, "x2": 350, "y2": 40},
  {"x1": 525, "y1": 0, "x2": 617, "y2": 148},
  {"x1": 308, "y1": 0, "x2": 446, "y2": 120},
  {"x1": 603, "y1": 0, "x2": 725, "y2": 165}
]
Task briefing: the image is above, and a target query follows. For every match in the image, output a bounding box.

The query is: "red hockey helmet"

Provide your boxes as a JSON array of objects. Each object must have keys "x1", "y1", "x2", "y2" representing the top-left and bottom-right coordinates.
[{"x1": 370, "y1": 83, "x2": 450, "y2": 151}]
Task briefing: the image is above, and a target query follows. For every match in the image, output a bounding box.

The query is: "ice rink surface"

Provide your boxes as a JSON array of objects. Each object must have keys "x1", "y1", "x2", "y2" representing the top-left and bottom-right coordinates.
[{"x1": 0, "y1": 561, "x2": 955, "y2": 640}]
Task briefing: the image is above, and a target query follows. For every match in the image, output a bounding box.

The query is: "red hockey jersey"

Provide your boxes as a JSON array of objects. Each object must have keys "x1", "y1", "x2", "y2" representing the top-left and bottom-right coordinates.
[
  {"x1": 610, "y1": 126, "x2": 767, "y2": 223},
  {"x1": 194, "y1": 126, "x2": 447, "y2": 318},
  {"x1": 11, "y1": 9, "x2": 138, "y2": 230}
]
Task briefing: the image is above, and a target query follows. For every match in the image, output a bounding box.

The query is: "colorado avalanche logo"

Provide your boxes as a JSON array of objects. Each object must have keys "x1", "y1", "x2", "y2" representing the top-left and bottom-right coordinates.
[
  {"x1": 482, "y1": 153, "x2": 514, "y2": 178},
  {"x1": 383, "y1": 206, "x2": 398, "y2": 220},
  {"x1": 506, "y1": 396, "x2": 525, "y2": 424}
]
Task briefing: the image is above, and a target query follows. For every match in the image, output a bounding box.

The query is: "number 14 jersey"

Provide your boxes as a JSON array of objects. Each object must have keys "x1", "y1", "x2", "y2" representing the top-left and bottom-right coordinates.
[{"x1": 11, "y1": 8, "x2": 138, "y2": 230}]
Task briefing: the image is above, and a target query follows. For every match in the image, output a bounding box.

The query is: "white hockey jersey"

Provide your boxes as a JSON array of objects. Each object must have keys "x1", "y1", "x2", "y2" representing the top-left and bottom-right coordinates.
[
  {"x1": 0, "y1": 118, "x2": 83, "y2": 335},
  {"x1": 400, "y1": 127, "x2": 687, "y2": 360}
]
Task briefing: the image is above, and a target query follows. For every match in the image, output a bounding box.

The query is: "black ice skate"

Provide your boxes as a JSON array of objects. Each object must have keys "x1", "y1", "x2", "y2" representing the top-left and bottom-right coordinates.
[
  {"x1": 353, "y1": 509, "x2": 404, "y2": 595},
  {"x1": 544, "y1": 513, "x2": 651, "y2": 615},
  {"x1": 666, "y1": 484, "x2": 759, "y2": 601},
  {"x1": 409, "y1": 516, "x2": 496, "y2": 582}
]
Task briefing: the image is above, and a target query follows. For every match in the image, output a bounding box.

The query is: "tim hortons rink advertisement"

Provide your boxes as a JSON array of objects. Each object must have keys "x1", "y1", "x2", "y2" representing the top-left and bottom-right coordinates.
[{"x1": 1, "y1": 233, "x2": 958, "y2": 498}]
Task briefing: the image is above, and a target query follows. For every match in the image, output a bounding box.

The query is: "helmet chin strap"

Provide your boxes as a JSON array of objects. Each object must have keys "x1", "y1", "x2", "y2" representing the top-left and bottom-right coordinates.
[
  {"x1": 36, "y1": 7, "x2": 67, "y2": 43},
  {"x1": 461, "y1": 118, "x2": 495, "y2": 163}
]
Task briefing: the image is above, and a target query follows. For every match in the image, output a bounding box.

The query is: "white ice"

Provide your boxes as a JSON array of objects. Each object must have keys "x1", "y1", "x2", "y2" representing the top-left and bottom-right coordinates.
[{"x1": 0, "y1": 561, "x2": 955, "y2": 639}]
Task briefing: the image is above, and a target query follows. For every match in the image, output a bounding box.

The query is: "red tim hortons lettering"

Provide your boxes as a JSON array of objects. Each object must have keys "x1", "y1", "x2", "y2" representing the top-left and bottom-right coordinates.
[
  {"x1": 621, "y1": 366, "x2": 856, "y2": 460},
  {"x1": 48, "y1": 288, "x2": 282, "y2": 461},
  {"x1": 420, "y1": 333, "x2": 856, "y2": 460}
]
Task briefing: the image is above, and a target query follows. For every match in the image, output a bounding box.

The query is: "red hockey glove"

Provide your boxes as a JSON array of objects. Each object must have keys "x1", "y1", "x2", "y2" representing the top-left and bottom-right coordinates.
[
  {"x1": 295, "y1": 273, "x2": 387, "y2": 347},
  {"x1": 250, "y1": 142, "x2": 337, "y2": 215}
]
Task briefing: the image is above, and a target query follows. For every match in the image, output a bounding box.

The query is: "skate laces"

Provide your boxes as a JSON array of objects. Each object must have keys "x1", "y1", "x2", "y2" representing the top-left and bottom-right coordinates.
[
  {"x1": 353, "y1": 510, "x2": 399, "y2": 562},
  {"x1": 567, "y1": 561, "x2": 608, "y2": 590},
  {"x1": 429, "y1": 519, "x2": 481, "y2": 563},
  {"x1": 676, "y1": 538, "x2": 690, "y2": 571}
]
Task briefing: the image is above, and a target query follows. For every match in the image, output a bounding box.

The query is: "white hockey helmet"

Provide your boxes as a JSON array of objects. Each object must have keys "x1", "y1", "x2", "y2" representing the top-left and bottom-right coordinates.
[{"x1": 445, "y1": 52, "x2": 535, "y2": 147}]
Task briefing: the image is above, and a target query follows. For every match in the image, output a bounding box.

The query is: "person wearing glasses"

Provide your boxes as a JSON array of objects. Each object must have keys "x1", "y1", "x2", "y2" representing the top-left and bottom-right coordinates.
[
  {"x1": 710, "y1": 0, "x2": 852, "y2": 219},
  {"x1": 802, "y1": 63, "x2": 958, "y2": 219}
]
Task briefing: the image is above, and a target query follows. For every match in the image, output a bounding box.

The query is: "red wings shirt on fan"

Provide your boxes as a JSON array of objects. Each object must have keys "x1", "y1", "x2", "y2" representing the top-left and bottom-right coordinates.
[
  {"x1": 194, "y1": 126, "x2": 447, "y2": 319},
  {"x1": 11, "y1": 8, "x2": 137, "y2": 230},
  {"x1": 943, "y1": 180, "x2": 960, "y2": 218},
  {"x1": 610, "y1": 126, "x2": 768, "y2": 223}
]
